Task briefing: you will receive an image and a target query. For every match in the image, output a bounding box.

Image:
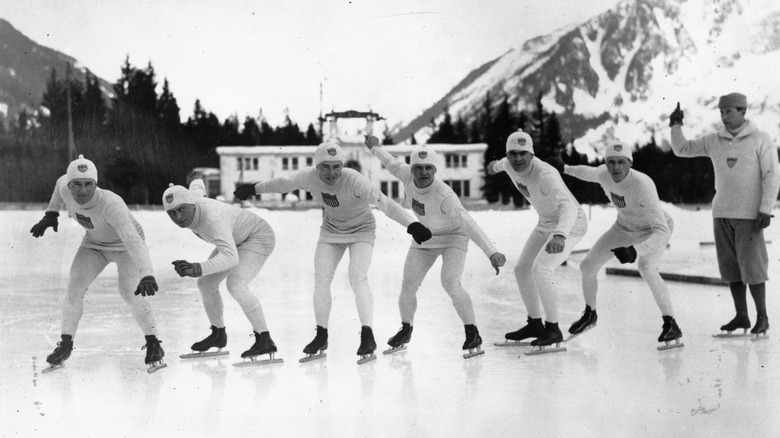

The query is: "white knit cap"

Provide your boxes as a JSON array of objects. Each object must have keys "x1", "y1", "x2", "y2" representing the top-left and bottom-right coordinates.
[
  {"x1": 506, "y1": 130, "x2": 534, "y2": 154},
  {"x1": 66, "y1": 154, "x2": 98, "y2": 183},
  {"x1": 162, "y1": 183, "x2": 197, "y2": 211},
  {"x1": 314, "y1": 142, "x2": 344, "y2": 166},
  {"x1": 604, "y1": 140, "x2": 632, "y2": 161},
  {"x1": 410, "y1": 146, "x2": 439, "y2": 169}
]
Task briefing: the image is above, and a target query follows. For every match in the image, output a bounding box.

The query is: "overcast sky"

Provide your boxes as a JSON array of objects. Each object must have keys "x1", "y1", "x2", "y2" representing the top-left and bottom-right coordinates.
[{"x1": 2, "y1": 0, "x2": 621, "y2": 127}]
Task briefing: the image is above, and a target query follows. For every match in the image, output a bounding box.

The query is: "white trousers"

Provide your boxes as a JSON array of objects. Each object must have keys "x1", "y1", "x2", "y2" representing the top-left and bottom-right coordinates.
[
  {"x1": 398, "y1": 246, "x2": 475, "y2": 325},
  {"x1": 313, "y1": 241, "x2": 374, "y2": 327},
  {"x1": 63, "y1": 247, "x2": 157, "y2": 336}
]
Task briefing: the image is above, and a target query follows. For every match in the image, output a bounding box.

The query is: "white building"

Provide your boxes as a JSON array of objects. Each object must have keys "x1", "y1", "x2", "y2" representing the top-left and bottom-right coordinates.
[
  {"x1": 213, "y1": 109, "x2": 487, "y2": 205},
  {"x1": 215, "y1": 142, "x2": 487, "y2": 204}
]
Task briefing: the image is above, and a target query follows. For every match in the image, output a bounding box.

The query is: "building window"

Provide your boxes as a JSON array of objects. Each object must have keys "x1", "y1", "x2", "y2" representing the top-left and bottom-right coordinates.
[
  {"x1": 236, "y1": 158, "x2": 242, "y2": 171},
  {"x1": 380, "y1": 181, "x2": 388, "y2": 196},
  {"x1": 244, "y1": 158, "x2": 252, "y2": 170},
  {"x1": 451, "y1": 180, "x2": 462, "y2": 196},
  {"x1": 391, "y1": 181, "x2": 399, "y2": 198},
  {"x1": 306, "y1": 157, "x2": 313, "y2": 167},
  {"x1": 445, "y1": 154, "x2": 467, "y2": 168},
  {"x1": 405, "y1": 155, "x2": 410, "y2": 164},
  {"x1": 253, "y1": 158, "x2": 259, "y2": 170},
  {"x1": 445, "y1": 154, "x2": 456, "y2": 168},
  {"x1": 463, "y1": 180, "x2": 470, "y2": 197},
  {"x1": 292, "y1": 157, "x2": 299, "y2": 170},
  {"x1": 282, "y1": 157, "x2": 289, "y2": 170}
]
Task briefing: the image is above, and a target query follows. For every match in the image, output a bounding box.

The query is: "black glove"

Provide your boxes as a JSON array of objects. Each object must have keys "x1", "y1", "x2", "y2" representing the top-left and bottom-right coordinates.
[
  {"x1": 669, "y1": 102, "x2": 684, "y2": 127},
  {"x1": 172, "y1": 260, "x2": 203, "y2": 278},
  {"x1": 611, "y1": 246, "x2": 637, "y2": 264},
  {"x1": 134, "y1": 276, "x2": 158, "y2": 296},
  {"x1": 233, "y1": 183, "x2": 256, "y2": 201},
  {"x1": 30, "y1": 211, "x2": 60, "y2": 238},
  {"x1": 407, "y1": 222, "x2": 432, "y2": 245},
  {"x1": 545, "y1": 157, "x2": 565, "y2": 174}
]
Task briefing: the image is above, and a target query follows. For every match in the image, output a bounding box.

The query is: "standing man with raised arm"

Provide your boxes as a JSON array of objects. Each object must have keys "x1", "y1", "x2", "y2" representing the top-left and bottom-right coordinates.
[
  {"x1": 30, "y1": 155, "x2": 166, "y2": 373},
  {"x1": 487, "y1": 130, "x2": 588, "y2": 353},
  {"x1": 233, "y1": 141, "x2": 431, "y2": 364},
  {"x1": 548, "y1": 141, "x2": 683, "y2": 350},
  {"x1": 364, "y1": 135, "x2": 506, "y2": 359},
  {"x1": 669, "y1": 93, "x2": 779, "y2": 338}
]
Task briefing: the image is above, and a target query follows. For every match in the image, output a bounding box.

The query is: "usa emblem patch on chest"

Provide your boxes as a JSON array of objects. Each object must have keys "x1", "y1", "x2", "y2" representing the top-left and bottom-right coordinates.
[
  {"x1": 726, "y1": 157, "x2": 737, "y2": 168},
  {"x1": 610, "y1": 192, "x2": 626, "y2": 208},
  {"x1": 412, "y1": 198, "x2": 425, "y2": 216},
  {"x1": 321, "y1": 192, "x2": 340, "y2": 208},
  {"x1": 516, "y1": 182, "x2": 530, "y2": 198}
]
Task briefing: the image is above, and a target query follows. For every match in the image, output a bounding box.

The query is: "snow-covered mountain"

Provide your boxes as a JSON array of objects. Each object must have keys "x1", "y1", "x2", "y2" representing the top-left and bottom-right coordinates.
[
  {"x1": 0, "y1": 18, "x2": 113, "y2": 126},
  {"x1": 397, "y1": 0, "x2": 780, "y2": 158}
]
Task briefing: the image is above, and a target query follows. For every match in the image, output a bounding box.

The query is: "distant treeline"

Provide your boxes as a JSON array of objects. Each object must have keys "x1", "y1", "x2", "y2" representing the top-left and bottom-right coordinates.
[
  {"x1": 427, "y1": 93, "x2": 719, "y2": 207},
  {"x1": 0, "y1": 58, "x2": 329, "y2": 203},
  {"x1": 0, "y1": 57, "x2": 724, "y2": 206}
]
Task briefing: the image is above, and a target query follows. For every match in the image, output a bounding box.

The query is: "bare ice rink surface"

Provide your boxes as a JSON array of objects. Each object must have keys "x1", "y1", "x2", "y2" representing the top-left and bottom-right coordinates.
[{"x1": 2, "y1": 204, "x2": 779, "y2": 437}]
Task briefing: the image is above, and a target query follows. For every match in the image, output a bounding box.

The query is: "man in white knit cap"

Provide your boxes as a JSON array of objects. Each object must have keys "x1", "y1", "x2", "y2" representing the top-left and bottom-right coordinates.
[
  {"x1": 669, "y1": 93, "x2": 779, "y2": 337},
  {"x1": 233, "y1": 141, "x2": 432, "y2": 364},
  {"x1": 163, "y1": 172, "x2": 280, "y2": 365},
  {"x1": 548, "y1": 140, "x2": 683, "y2": 350},
  {"x1": 364, "y1": 135, "x2": 506, "y2": 359},
  {"x1": 30, "y1": 155, "x2": 166, "y2": 373},
  {"x1": 487, "y1": 130, "x2": 588, "y2": 353}
]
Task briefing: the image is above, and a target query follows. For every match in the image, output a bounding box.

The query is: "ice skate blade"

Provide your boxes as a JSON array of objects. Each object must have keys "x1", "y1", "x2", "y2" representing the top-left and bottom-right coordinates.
[
  {"x1": 41, "y1": 364, "x2": 64, "y2": 374},
  {"x1": 524, "y1": 345, "x2": 567, "y2": 356},
  {"x1": 298, "y1": 352, "x2": 326, "y2": 363},
  {"x1": 233, "y1": 355, "x2": 284, "y2": 367},
  {"x1": 657, "y1": 340, "x2": 685, "y2": 351},
  {"x1": 147, "y1": 362, "x2": 167, "y2": 374},
  {"x1": 462, "y1": 348, "x2": 484, "y2": 359},
  {"x1": 565, "y1": 324, "x2": 597, "y2": 342},
  {"x1": 751, "y1": 332, "x2": 769, "y2": 342},
  {"x1": 383, "y1": 344, "x2": 408, "y2": 355},
  {"x1": 712, "y1": 331, "x2": 753, "y2": 339},
  {"x1": 180, "y1": 349, "x2": 230, "y2": 359},
  {"x1": 357, "y1": 353, "x2": 377, "y2": 365},
  {"x1": 494, "y1": 340, "x2": 533, "y2": 347}
]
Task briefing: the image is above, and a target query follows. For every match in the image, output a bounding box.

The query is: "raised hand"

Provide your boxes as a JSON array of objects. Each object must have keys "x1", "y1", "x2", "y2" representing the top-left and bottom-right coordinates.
[
  {"x1": 364, "y1": 135, "x2": 380, "y2": 150},
  {"x1": 186, "y1": 170, "x2": 204, "y2": 186},
  {"x1": 669, "y1": 102, "x2": 684, "y2": 127}
]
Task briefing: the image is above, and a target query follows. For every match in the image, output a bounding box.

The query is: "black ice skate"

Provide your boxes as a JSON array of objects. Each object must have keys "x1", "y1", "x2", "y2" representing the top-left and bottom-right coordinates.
[
  {"x1": 462, "y1": 325, "x2": 484, "y2": 359},
  {"x1": 526, "y1": 322, "x2": 567, "y2": 356},
  {"x1": 180, "y1": 326, "x2": 229, "y2": 359},
  {"x1": 234, "y1": 331, "x2": 283, "y2": 367},
  {"x1": 143, "y1": 336, "x2": 167, "y2": 374},
  {"x1": 357, "y1": 326, "x2": 377, "y2": 365},
  {"x1": 42, "y1": 335, "x2": 74, "y2": 374},
  {"x1": 567, "y1": 305, "x2": 598, "y2": 340},
  {"x1": 495, "y1": 317, "x2": 544, "y2": 347},
  {"x1": 299, "y1": 326, "x2": 328, "y2": 363},
  {"x1": 383, "y1": 323, "x2": 413, "y2": 355},
  {"x1": 750, "y1": 314, "x2": 769, "y2": 341},
  {"x1": 713, "y1": 312, "x2": 752, "y2": 338},
  {"x1": 657, "y1": 316, "x2": 684, "y2": 351}
]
